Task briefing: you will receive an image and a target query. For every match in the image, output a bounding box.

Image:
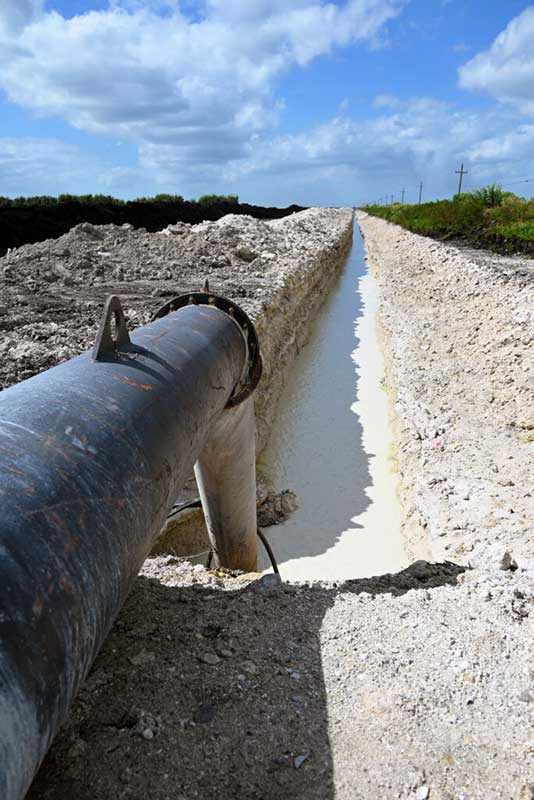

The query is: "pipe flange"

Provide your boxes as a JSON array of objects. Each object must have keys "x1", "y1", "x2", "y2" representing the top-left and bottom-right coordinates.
[{"x1": 152, "y1": 292, "x2": 262, "y2": 407}]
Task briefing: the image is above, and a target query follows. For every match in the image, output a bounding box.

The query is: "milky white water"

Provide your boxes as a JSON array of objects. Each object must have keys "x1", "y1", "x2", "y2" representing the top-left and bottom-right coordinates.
[{"x1": 259, "y1": 224, "x2": 408, "y2": 580}]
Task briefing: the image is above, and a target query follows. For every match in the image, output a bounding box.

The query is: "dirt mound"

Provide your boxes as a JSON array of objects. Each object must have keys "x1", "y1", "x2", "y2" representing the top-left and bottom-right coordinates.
[{"x1": 0, "y1": 209, "x2": 349, "y2": 390}]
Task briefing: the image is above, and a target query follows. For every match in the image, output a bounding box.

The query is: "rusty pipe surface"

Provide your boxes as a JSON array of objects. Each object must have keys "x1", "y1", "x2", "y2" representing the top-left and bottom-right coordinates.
[
  {"x1": 0, "y1": 300, "x2": 250, "y2": 800},
  {"x1": 195, "y1": 396, "x2": 257, "y2": 572}
]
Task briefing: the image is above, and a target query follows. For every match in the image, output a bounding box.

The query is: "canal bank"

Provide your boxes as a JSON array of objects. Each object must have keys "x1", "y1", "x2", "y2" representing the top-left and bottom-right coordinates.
[{"x1": 260, "y1": 224, "x2": 407, "y2": 579}]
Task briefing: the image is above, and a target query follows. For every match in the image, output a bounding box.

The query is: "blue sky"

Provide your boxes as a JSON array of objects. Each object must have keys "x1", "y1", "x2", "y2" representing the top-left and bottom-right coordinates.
[{"x1": 1, "y1": 0, "x2": 534, "y2": 206}]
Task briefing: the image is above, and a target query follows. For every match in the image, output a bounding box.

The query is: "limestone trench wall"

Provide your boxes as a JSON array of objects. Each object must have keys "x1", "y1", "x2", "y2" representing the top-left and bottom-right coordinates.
[
  {"x1": 252, "y1": 211, "x2": 354, "y2": 453},
  {"x1": 358, "y1": 210, "x2": 534, "y2": 571},
  {"x1": 154, "y1": 207, "x2": 355, "y2": 554}
]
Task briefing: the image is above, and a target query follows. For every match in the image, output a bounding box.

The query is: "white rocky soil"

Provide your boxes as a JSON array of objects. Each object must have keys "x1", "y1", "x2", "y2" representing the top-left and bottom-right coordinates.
[{"x1": 358, "y1": 211, "x2": 534, "y2": 573}]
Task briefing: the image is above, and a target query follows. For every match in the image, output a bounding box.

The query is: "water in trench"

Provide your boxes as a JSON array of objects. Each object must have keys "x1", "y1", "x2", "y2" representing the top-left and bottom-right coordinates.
[{"x1": 259, "y1": 223, "x2": 408, "y2": 580}]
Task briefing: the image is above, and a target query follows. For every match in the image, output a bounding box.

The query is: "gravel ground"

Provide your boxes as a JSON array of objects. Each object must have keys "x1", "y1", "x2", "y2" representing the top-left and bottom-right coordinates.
[
  {"x1": 27, "y1": 560, "x2": 534, "y2": 800},
  {"x1": 5, "y1": 210, "x2": 534, "y2": 799},
  {"x1": 358, "y1": 212, "x2": 534, "y2": 572}
]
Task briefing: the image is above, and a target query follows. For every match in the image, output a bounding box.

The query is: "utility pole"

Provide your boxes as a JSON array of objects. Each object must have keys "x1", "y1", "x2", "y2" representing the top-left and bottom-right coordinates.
[
  {"x1": 401, "y1": 188, "x2": 406, "y2": 204},
  {"x1": 418, "y1": 181, "x2": 423, "y2": 204},
  {"x1": 455, "y1": 163, "x2": 468, "y2": 195}
]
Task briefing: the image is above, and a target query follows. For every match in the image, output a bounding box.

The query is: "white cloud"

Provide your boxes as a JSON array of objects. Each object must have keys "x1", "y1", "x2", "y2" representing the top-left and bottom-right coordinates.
[
  {"x1": 3, "y1": 97, "x2": 534, "y2": 206},
  {"x1": 0, "y1": 138, "x2": 112, "y2": 196},
  {"x1": 0, "y1": 0, "x2": 404, "y2": 176},
  {"x1": 206, "y1": 98, "x2": 534, "y2": 204},
  {"x1": 373, "y1": 94, "x2": 401, "y2": 109},
  {"x1": 4, "y1": 2, "x2": 534, "y2": 205},
  {"x1": 0, "y1": 0, "x2": 42, "y2": 33},
  {"x1": 466, "y1": 125, "x2": 534, "y2": 164},
  {"x1": 459, "y1": 7, "x2": 534, "y2": 113},
  {"x1": 225, "y1": 99, "x2": 484, "y2": 177}
]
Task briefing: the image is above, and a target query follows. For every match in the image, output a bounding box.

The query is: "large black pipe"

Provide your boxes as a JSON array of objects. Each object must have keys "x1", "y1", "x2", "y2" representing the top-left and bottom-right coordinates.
[{"x1": 0, "y1": 299, "x2": 250, "y2": 799}]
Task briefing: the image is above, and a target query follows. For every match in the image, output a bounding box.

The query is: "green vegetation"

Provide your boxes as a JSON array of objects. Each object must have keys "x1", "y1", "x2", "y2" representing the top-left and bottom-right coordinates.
[
  {"x1": 363, "y1": 185, "x2": 534, "y2": 253},
  {"x1": 0, "y1": 193, "x2": 239, "y2": 207},
  {"x1": 197, "y1": 193, "x2": 239, "y2": 206}
]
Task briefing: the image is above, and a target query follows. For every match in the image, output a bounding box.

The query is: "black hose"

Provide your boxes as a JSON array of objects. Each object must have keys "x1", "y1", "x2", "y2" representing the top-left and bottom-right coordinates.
[
  {"x1": 166, "y1": 498, "x2": 202, "y2": 521},
  {"x1": 165, "y1": 498, "x2": 279, "y2": 574},
  {"x1": 256, "y1": 527, "x2": 280, "y2": 575}
]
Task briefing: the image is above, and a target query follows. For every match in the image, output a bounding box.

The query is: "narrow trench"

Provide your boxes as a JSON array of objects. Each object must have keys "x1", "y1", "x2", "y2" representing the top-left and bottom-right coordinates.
[{"x1": 259, "y1": 223, "x2": 409, "y2": 580}]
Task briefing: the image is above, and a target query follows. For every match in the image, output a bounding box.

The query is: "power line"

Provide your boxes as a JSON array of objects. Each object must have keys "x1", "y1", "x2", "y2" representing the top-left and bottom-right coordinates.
[{"x1": 463, "y1": 175, "x2": 534, "y2": 193}]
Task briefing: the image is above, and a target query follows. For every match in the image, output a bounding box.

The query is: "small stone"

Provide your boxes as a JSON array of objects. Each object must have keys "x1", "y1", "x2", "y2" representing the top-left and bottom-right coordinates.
[
  {"x1": 519, "y1": 786, "x2": 534, "y2": 800},
  {"x1": 130, "y1": 711, "x2": 160, "y2": 739},
  {"x1": 200, "y1": 652, "x2": 221, "y2": 666},
  {"x1": 479, "y1": 588, "x2": 492, "y2": 601},
  {"x1": 243, "y1": 660, "x2": 259, "y2": 675},
  {"x1": 252, "y1": 573, "x2": 282, "y2": 593},
  {"x1": 129, "y1": 649, "x2": 156, "y2": 666},
  {"x1": 67, "y1": 739, "x2": 88, "y2": 759},
  {"x1": 193, "y1": 703, "x2": 217, "y2": 724},
  {"x1": 280, "y1": 491, "x2": 298, "y2": 514},
  {"x1": 120, "y1": 767, "x2": 132, "y2": 784},
  {"x1": 235, "y1": 246, "x2": 257, "y2": 262},
  {"x1": 500, "y1": 551, "x2": 518, "y2": 571},
  {"x1": 201, "y1": 623, "x2": 222, "y2": 639},
  {"x1": 272, "y1": 754, "x2": 292, "y2": 768},
  {"x1": 416, "y1": 786, "x2": 429, "y2": 800},
  {"x1": 293, "y1": 753, "x2": 309, "y2": 769}
]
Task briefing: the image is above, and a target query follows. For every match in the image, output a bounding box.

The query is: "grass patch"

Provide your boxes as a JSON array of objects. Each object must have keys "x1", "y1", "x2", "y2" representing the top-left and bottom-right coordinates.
[
  {"x1": 363, "y1": 186, "x2": 534, "y2": 253},
  {"x1": 495, "y1": 223, "x2": 534, "y2": 241}
]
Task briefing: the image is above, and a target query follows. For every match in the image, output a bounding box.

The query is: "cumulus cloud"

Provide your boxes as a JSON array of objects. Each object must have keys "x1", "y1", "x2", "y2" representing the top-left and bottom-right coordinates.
[
  {"x1": 459, "y1": 7, "x2": 534, "y2": 113},
  {"x1": 466, "y1": 125, "x2": 534, "y2": 164},
  {"x1": 0, "y1": 0, "x2": 404, "y2": 175},
  {"x1": 201, "y1": 98, "x2": 534, "y2": 204},
  {"x1": 222, "y1": 99, "x2": 485, "y2": 177},
  {"x1": 5, "y1": 1, "x2": 533, "y2": 205}
]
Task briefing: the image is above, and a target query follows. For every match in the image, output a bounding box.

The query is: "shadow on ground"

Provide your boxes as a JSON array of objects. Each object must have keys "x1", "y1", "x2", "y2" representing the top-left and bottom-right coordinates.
[{"x1": 28, "y1": 560, "x2": 465, "y2": 800}]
